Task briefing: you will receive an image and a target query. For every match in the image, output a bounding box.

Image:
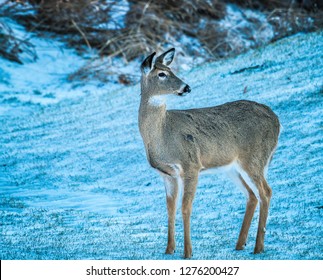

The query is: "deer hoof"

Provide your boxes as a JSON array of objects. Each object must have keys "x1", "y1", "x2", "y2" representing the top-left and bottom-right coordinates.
[
  {"x1": 183, "y1": 250, "x2": 193, "y2": 259},
  {"x1": 235, "y1": 243, "x2": 246, "y2": 251},
  {"x1": 165, "y1": 248, "x2": 175, "y2": 255},
  {"x1": 253, "y1": 246, "x2": 264, "y2": 254}
]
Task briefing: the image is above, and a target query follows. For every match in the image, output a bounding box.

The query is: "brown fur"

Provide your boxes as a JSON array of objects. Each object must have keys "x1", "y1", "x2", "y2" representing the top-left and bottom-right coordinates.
[{"x1": 139, "y1": 48, "x2": 280, "y2": 258}]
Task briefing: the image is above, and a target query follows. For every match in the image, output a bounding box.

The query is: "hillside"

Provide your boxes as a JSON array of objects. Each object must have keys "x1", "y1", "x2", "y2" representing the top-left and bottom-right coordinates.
[{"x1": 0, "y1": 28, "x2": 322, "y2": 259}]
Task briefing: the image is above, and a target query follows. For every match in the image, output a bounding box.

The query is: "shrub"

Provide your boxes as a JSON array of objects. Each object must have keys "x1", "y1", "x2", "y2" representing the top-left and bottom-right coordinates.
[
  {"x1": 0, "y1": 17, "x2": 37, "y2": 64},
  {"x1": 1, "y1": 0, "x2": 322, "y2": 83}
]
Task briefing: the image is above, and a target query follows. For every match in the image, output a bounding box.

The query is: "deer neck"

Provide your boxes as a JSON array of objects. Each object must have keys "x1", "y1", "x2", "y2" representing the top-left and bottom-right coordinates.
[{"x1": 139, "y1": 89, "x2": 167, "y2": 144}]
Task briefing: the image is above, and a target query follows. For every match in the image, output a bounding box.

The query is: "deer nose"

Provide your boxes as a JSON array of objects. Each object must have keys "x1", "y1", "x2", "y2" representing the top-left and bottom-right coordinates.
[{"x1": 184, "y1": 84, "x2": 191, "y2": 93}]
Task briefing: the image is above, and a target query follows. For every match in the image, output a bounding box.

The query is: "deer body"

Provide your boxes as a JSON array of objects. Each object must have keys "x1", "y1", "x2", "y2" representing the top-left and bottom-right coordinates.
[{"x1": 139, "y1": 49, "x2": 280, "y2": 258}]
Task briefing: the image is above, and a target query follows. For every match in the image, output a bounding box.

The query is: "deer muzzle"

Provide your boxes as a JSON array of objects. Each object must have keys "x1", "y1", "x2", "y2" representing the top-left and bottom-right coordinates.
[{"x1": 178, "y1": 84, "x2": 191, "y2": 96}]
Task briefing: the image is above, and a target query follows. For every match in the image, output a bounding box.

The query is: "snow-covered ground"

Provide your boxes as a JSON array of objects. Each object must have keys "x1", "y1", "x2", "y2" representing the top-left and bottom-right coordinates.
[{"x1": 0, "y1": 20, "x2": 322, "y2": 259}]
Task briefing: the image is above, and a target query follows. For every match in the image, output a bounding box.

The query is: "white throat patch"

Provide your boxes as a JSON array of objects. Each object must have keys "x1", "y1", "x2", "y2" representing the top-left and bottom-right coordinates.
[{"x1": 148, "y1": 96, "x2": 166, "y2": 107}]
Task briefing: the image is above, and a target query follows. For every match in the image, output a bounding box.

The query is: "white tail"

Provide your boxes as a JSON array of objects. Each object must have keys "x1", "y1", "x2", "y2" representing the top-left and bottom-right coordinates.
[{"x1": 138, "y1": 48, "x2": 280, "y2": 258}]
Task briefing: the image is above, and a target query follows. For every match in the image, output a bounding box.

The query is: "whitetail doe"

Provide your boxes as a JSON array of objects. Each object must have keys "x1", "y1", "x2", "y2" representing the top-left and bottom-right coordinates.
[{"x1": 139, "y1": 48, "x2": 280, "y2": 258}]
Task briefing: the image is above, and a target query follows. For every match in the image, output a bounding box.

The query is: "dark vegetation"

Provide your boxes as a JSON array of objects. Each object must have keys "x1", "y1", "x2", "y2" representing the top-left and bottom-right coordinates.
[
  {"x1": 0, "y1": 0, "x2": 322, "y2": 84},
  {"x1": 0, "y1": 19, "x2": 37, "y2": 64}
]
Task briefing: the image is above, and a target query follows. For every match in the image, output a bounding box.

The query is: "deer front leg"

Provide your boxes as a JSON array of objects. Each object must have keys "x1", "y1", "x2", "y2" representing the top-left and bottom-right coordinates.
[
  {"x1": 163, "y1": 176, "x2": 179, "y2": 254},
  {"x1": 181, "y1": 171, "x2": 198, "y2": 259}
]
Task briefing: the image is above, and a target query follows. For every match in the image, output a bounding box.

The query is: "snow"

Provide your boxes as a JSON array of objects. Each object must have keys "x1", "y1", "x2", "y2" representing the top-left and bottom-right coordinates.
[
  {"x1": 96, "y1": 0, "x2": 129, "y2": 30},
  {"x1": 0, "y1": 19, "x2": 122, "y2": 114},
  {"x1": 0, "y1": 17, "x2": 322, "y2": 260},
  {"x1": 219, "y1": 5, "x2": 274, "y2": 51}
]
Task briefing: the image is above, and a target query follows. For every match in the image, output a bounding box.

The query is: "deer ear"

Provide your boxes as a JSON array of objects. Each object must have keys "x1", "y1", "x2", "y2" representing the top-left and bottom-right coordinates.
[
  {"x1": 155, "y1": 48, "x2": 175, "y2": 66},
  {"x1": 141, "y1": 52, "x2": 156, "y2": 75}
]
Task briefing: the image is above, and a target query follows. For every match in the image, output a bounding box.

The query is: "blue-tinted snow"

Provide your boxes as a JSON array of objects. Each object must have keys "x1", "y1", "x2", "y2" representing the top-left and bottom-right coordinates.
[
  {"x1": 219, "y1": 5, "x2": 274, "y2": 50},
  {"x1": 0, "y1": 19, "x2": 122, "y2": 112},
  {"x1": 0, "y1": 23, "x2": 322, "y2": 259}
]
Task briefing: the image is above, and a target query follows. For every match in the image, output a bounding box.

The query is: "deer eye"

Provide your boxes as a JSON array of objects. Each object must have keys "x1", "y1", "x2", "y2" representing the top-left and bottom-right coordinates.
[{"x1": 158, "y1": 72, "x2": 167, "y2": 78}]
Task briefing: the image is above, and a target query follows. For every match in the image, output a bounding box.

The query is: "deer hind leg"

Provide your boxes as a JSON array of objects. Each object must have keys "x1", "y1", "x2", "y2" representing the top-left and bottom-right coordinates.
[
  {"x1": 234, "y1": 174, "x2": 258, "y2": 250},
  {"x1": 241, "y1": 171, "x2": 272, "y2": 253},
  {"x1": 163, "y1": 176, "x2": 179, "y2": 254},
  {"x1": 254, "y1": 178, "x2": 272, "y2": 254},
  {"x1": 181, "y1": 170, "x2": 199, "y2": 259},
  {"x1": 236, "y1": 162, "x2": 272, "y2": 253}
]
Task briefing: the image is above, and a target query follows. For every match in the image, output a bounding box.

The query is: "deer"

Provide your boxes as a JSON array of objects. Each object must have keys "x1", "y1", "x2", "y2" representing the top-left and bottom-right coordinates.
[{"x1": 138, "y1": 48, "x2": 280, "y2": 259}]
